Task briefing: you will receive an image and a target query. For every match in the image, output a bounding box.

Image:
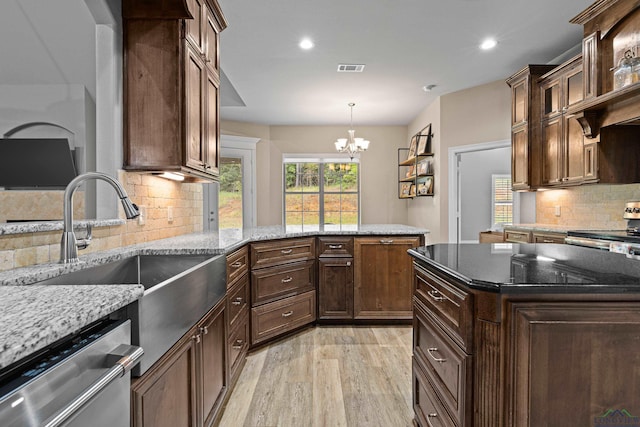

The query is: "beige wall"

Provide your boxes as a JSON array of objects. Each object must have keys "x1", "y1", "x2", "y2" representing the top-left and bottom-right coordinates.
[
  {"x1": 406, "y1": 80, "x2": 511, "y2": 243},
  {"x1": 221, "y1": 120, "x2": 409, "y2": 226}
]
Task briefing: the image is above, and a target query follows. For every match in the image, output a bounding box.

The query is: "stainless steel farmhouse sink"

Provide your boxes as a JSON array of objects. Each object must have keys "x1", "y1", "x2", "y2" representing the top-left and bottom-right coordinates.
[{"x1": 37, "y1": 254, "x2": 227, "y2": 376}]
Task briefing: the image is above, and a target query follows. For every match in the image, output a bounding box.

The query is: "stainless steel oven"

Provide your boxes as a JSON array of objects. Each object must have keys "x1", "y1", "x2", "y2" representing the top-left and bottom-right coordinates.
[{"x1": 0, "y1": 318, "x2": 143, "y2": 427}]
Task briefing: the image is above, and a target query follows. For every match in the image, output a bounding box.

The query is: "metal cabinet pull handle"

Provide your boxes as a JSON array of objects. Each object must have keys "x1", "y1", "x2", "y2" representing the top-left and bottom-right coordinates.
[
  {"x1": 232, "y1": 339, "x2": 244, "y2": 349},
  {"x1": 542, "y1": 239, "x2": 555, "y2": 243},
  {"x1": 192, "y1": 334, "x2": 201, "y2": 344},
  {"x1": 379, "y1": 239, "x2": 394, "y2": 244},
  {"x1": 427, "y1": 290, "x2": 445, "y2": 302},
  {"x1": 427, "y1": 347, "x2": 447, "y2": 363},
  {"x1": 43, "y1": 344, "x2": 144, "y2": 427},
  {"x1": 230, "y1": 261, "x2": 243, "y2": 268},
  {"x1": 281, "y1": 276, "x2": 293, "y2": 283},
  {"x1": 282, "y1": 310, "x2": 294, "y2": 318},
  {"x1": 200, "y1": 326, "x2": 208, "y2": 335},
  {"x1": 328, "y1": 244, "x2": 343, "y2": 249},
  {"x1": 426, "y1": 412, "x2": 438, "y2": 427},
  {"x1": 231, "y1": 297, "x2": 243, "y2": 305},
  {"x1": 281, "y1": 249, "x2": 293, "y2": 254}
]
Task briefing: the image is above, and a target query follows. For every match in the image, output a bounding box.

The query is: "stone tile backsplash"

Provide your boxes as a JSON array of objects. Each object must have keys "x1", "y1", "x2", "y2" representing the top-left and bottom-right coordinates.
[
  {"x1": 0, "y1": 171, "x2": 203, "y2": 271},
  {"x1": 536, "y1": 183, "x2": 640, "y2": 229}
]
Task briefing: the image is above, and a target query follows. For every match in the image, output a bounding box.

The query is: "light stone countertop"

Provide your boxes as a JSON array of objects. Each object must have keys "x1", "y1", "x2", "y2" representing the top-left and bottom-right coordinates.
[
  {"x1": 0, "y1": 218, "x2": 125, "y2": 236},
  {"x1": 0, "y1": 284, "x2": 143, "y2": 369},
  {"x1": 503, "y1": 223, "x2": 585, "y2": 234},
  {"x1": 0, "y1": 224, "x2": 427, "y2": 370}
]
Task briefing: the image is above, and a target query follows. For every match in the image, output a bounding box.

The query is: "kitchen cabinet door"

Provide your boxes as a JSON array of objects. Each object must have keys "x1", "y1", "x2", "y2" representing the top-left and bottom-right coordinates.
[
  {"x1": 508, "y1": 301, "x2": 640, "y2": 426},
  {"x1": 131, "y1": 334, "x2": 198, "y2": 427},
  {"x1": 200, "y1": 302, "x2": 227, "y2": 427},
  {"x1": 511, "y1": 125, "x2": 530, "y2": 190},
  {"x1": 185, "y1": 44, "x2": 207, "y2": 173},
  {"x1": 541, "y1": 117, "x2": 562, "y2": 186},
  {"x1": 353, "y1": 236, "x2": 420, "y2": 320},
  {"x1": 539, "y1": 55, "x2": 588, "y2": 187},
  {"x1": 318, "y1": 257, "x2": 354, "y2": 320}
]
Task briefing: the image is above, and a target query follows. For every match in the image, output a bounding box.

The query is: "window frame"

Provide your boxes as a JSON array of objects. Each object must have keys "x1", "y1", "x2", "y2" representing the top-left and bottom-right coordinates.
[
  {"x1": 282, "y1": 154, "x2": 361, "y2": 232},
  {"x1": 491, "y1": 173, "x2": 514, "y2": 227}
]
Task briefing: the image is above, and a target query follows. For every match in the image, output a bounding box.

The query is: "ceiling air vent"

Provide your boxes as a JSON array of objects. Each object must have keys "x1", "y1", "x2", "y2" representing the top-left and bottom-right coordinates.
[{"x1": 337, "y1": 64, "x2": 365, "y2": 73}]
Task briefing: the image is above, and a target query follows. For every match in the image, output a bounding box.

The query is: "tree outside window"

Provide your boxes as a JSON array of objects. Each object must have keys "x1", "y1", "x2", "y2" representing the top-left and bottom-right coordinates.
[{"x1": 284, "y1": 160, "x2": 359, "y2": 232}]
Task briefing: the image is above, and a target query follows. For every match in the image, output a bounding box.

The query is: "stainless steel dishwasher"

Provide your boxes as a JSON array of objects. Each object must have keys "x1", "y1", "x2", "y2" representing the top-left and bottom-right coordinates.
[{"x1": 0, "y1": 318, "x2": 143, "y2": 427}]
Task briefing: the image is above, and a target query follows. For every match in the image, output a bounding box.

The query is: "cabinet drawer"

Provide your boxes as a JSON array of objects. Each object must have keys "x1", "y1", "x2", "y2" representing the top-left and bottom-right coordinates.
[
  {"x1": 531, "y1": 231, "x2": 566, "y2": 244},
  {"x1": 413, "y1": 358, "x2": 457, "y2": 427},
  {"x1": 414, "y1": 264, "x2": 472, "y2": 350},
  {"x1": 504, "y1": 230, "x2": 531, "y2": 243},
  {"x1": 227, "y1": 273, "x2": 249, "y2": 330},
  {"x1": 317, "y1": 237, "x2": 354, "y2": 257},
  {"x1": 414, "y1": 299, "x2": 471, "y2": 425},
  {"x1": 251, "y1": 290, "x2": 316, "y2": 345},
  {"x1": 251, "y1": 259, "x2": 315, "y2": 305},
  {"x1": 228, "y1": 313, "x2": 249, "y2": 382},
  {"x1": 226, "y1": 246, "x2": 249, "y2": 289},
  {"x1": 250, "y1": 238, "x2": 315, "y2": 269}
]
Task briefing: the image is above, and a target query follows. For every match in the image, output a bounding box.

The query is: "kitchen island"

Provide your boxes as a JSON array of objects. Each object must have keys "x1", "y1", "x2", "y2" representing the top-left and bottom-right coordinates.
[{"x1": 408, "y1": 243, "x2": 640, "y2": 427}]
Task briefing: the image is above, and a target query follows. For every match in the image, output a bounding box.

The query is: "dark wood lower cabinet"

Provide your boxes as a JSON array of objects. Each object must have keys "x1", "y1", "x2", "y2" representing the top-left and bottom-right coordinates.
[
  {"x1": 412, "y1": 260, "x2": 640, "y2": 427},
  {"x1": 131, "y1": 336, "x2": 197, "y2": 427},
  {"x1": 318, "y1": 257, "x2": 354, "y2": 320},
  {"x1": 507, "y1": 301, "x2": 640, "y2": 427},
  {"x1": 413, "y1": 358, "x2": 457, "y2": 427},
  {"x1": 131, "y1": 300, "x2": 227, "y2": 427},
  {"x1": 354, "y1": 236, "x2": 421, "y2": 320}
]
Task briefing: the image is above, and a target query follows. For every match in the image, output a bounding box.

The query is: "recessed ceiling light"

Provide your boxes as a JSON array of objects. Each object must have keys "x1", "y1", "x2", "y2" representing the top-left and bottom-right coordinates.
[
  {"x1": 299, "y1": 38, "x2": 314, "y2": 50},
  {"x1": 480, "y1": 38, "x2": 497, "y2": 50},
  {"x1": 422, "y1": 84, "x2": 437, "y2": 92}
]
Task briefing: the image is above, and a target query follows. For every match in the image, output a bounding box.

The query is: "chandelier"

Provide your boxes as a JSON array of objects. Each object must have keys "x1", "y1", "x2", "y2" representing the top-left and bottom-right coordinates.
[{"x1": 334, "y1": 103, "x2": 370, "y2": 157}]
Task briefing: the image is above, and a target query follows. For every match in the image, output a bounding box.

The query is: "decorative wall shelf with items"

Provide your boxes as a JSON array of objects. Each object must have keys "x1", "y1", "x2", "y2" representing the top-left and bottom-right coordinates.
[{"x1": 398, "y1": 124, "x2": 434, "y2": 199}]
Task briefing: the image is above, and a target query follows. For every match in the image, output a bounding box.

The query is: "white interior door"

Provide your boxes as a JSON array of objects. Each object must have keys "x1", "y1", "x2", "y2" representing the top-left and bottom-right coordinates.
[{"x1": 448, "y1": 140, "x2": 529, "y2": 243}]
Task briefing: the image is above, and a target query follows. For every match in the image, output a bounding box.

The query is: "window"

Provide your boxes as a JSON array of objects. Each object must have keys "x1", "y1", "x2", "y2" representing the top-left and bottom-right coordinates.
[
  {"x1": 492, "y1": 174, "x2": 513, "y2": 227},
  {"x1": 284, "y1": 158, "x2": 359, "y2": 232}
]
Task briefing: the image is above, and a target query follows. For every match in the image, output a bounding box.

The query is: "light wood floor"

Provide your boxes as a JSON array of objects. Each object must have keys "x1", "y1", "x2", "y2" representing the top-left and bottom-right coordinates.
[{"x1": 218, "y1": 325, "x2": 414, "y2": 427}]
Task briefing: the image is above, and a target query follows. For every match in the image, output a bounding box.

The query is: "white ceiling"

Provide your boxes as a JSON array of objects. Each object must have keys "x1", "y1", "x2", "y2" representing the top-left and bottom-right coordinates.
[{"x1": 217, "y1": 0, "x2": 595, "y2": 126}]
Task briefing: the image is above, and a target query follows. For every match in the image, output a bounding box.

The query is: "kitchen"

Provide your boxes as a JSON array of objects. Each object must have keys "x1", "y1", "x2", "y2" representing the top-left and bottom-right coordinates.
[{"x1": 2, "y1": 0, "x2": 640, "y2": 426}]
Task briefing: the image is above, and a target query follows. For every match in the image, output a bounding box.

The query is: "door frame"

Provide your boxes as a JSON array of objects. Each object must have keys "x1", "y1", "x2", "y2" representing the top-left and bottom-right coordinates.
[
  {"x1": 447, "y1": 139, "x2": 513, "y2": 243},
  {"x1": 203, "y1": 135, "x2": 259, "y2": 231}
]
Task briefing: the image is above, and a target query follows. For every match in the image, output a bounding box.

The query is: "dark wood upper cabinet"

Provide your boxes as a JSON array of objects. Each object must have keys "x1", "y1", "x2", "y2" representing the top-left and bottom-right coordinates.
[
  {"x1": 569, "y1": 0, "x2": 640, "y2": 133},
  {"x1": 506, "y1": 65, "x2": 557, "y2": 190},
  {"x1": 123, "y1": 0, "x2": 226, "y2": 182},
  {"x1": 506, "y1": 0, "x2": 640, "y2": 189},
  {"x1": 539, "y1": 56, "x2": 595, "y2": 187}
]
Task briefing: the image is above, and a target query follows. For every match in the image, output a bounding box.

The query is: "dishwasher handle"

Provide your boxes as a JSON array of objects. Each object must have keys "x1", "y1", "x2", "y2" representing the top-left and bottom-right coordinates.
[{"x1": 43, "y1": 344, "x2": 144, "y2": 427}]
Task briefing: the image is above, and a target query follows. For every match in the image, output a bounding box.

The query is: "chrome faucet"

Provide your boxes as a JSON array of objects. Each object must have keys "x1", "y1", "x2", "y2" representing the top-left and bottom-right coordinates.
[{"x1": 61, "y1": 172, "x2": 139, "y2": 263}]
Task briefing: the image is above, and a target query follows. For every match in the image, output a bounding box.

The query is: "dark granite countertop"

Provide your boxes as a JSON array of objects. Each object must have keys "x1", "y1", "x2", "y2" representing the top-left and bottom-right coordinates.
[{"x1": 408, "y1": 243, "x2": 640, "y2": 294}]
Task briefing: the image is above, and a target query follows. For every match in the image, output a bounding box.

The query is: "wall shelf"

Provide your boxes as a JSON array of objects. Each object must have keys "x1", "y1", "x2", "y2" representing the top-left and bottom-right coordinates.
[{"x1": 398, "y1": 124, "x2": 434, "y2": 198}]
